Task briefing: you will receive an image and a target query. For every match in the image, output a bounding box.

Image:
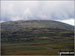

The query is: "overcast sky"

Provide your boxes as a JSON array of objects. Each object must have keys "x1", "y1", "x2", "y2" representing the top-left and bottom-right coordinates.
[{"x1": 1, "y1": 1, "x2": 74, "y2": 25}]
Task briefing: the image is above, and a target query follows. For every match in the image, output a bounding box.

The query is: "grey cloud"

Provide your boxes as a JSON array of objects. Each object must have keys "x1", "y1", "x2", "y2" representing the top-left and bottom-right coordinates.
[{"x1": 1, "y1": 1, "x2": 74, "y2": 21}]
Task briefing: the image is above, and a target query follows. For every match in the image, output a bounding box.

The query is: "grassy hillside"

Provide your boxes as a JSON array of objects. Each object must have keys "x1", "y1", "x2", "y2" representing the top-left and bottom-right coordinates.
[{"x1": 1, "y1": 20, "x2": 74, "y2": 55}]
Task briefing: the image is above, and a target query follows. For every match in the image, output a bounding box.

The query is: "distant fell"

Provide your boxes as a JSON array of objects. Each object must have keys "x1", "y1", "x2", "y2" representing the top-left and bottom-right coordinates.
[{"x1": 1, "y1": 20, "x2": 74, "y2": 31}]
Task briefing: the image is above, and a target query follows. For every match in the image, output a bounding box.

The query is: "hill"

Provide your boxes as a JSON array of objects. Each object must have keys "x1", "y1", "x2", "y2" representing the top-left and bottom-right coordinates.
[
  {"x1": 1, "y1": 20, "x2": 74, "y2": 55},
  {"x1": 1, "y1": 20, "x2": 74, "y2": 31}
]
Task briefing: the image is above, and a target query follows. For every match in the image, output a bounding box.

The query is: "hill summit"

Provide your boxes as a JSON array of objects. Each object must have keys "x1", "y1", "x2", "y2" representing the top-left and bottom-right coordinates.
[{"x1": 1, "y1": 20, "x2": 74, "y2": 31}]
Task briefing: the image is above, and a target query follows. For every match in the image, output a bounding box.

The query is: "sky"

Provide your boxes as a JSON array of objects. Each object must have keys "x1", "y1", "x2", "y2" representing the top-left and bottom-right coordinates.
[{"x1": 0, "y1": 0, "x2": 74, "y2": 25}]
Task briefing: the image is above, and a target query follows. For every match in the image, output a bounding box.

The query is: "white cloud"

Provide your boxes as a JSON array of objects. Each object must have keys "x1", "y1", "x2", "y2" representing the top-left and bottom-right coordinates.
[
  {"x1": 59, "y1": 19, "x2": 74, "y2": 26},
  {"x1": 1, "y1": 1, "x2": 74, "y2": 23}
]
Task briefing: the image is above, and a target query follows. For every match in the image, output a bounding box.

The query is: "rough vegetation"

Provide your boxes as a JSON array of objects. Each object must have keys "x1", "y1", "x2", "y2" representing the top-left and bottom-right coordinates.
[{"x1": 1, "y1": 20, "x2": 74, "y2": 55}]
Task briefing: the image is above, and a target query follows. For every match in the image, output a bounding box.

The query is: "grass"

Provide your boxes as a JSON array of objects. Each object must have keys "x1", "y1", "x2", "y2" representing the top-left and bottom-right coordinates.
[
  {"x1": 2, "y1": 36, "x2": 74, "y2": 55},
  {"x1": 1, "y1": 30, "x2": 74, "y2": 55},
  {"x1": 2, "y1": 47, "x2": 59, "y2": 55},
  {"x1": 1, "y1": 40, "x2": 74, "y2": 55}
]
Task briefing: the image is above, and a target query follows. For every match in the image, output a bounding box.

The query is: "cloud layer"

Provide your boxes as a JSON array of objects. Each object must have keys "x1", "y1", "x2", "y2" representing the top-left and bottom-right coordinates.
[{"x1": 1, "y1": 1, "x2": 74, "y2": 22}]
